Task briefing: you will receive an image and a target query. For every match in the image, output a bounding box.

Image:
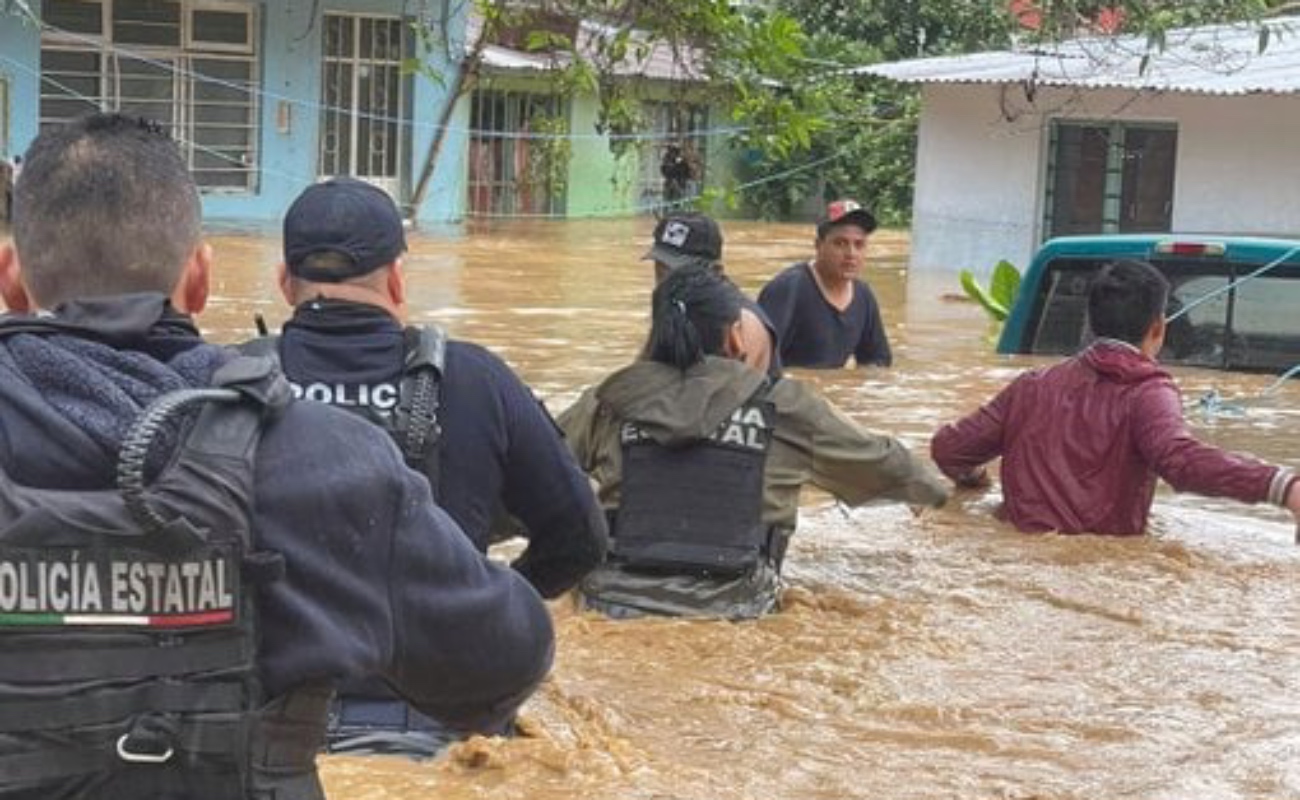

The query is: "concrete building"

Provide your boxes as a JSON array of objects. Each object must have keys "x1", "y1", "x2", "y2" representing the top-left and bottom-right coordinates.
[
  {"x1": 0, "y1": 0, "x2": 733, "y2": 224},
  {"x1": 854, "y1": 16, "x2": 1300, "y2": 274}
]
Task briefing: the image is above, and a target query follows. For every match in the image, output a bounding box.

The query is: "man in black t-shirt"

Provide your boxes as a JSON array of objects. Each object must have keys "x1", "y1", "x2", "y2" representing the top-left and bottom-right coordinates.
[{"x1": 758, "y1": 199, "x2": 891, "y2": 368}]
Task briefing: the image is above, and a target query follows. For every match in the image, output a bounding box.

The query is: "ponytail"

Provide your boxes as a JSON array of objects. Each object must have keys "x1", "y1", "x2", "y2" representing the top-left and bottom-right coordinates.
[{"x1": 647, "y1": 265, "x2": 742, "y2": 370}]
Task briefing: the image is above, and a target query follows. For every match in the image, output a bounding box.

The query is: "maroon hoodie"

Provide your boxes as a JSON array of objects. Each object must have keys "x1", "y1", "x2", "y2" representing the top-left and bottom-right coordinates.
[{"x1": 931, "y1": 340, "x2": 1292, "y2": 535}]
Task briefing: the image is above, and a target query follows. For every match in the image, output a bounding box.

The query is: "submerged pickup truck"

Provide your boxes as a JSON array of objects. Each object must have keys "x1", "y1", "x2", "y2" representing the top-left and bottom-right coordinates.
[{"x1": 997, "y1": 234, "x2": 1300, "y2": 374}]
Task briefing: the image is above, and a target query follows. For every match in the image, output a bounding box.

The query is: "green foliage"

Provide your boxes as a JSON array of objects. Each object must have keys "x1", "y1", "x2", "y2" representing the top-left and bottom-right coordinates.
[
  {"x1": 525, "y1": 114, "x2": 573, "y2": 200},
  {"x1": 960, "y1": 260, "x2": 1022, "y2": 324},
  {"x1": 405, "y1": 0, "x2": 1291, "y2": 220}
]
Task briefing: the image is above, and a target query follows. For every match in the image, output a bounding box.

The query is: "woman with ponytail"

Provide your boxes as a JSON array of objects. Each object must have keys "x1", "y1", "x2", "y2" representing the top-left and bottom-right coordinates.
[{"x1": 559, "y1": 265, "x2": 947, "y2": 619}]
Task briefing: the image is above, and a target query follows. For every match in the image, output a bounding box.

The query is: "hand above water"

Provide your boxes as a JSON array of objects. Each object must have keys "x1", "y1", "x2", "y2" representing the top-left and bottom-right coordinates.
[
  {"x1": 954, "y1": 466, "x2": 992, "y2": 491},
  {"x1": 1285, "y1": 479, "x2": 1300, "y2": 543}
]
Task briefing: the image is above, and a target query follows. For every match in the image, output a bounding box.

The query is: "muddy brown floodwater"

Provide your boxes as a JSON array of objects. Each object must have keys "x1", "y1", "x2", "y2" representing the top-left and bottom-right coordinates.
[{"x1": 112, "y1": 219, "x2": 1300, "y2": 798}]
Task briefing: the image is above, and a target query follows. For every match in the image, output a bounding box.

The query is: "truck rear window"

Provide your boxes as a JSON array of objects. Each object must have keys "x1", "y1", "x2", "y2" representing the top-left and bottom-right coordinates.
[{"x1": 1028, "y1": 257, "x2": 1300, "y2": 372}]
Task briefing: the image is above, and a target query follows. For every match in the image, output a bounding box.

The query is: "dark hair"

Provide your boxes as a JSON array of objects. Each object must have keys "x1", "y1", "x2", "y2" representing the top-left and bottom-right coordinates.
[
  {"x1": 1087, "y1": 259, "x2": 1170, "y2": 345},
  {"x1": 12, "y1": 113, "x2": 201, "y2": 307},
  {"x1": 647, "y1": 264, "x2": 742, "y2": 369}
]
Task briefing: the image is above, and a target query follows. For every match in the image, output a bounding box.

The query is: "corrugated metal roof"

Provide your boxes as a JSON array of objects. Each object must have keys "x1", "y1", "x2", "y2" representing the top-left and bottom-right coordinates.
[
  {"x1": 851, "y1": 16, "x2": 1300, "y2": 96},
  {"x1": 469, "y1": 15, "x2": 705, "y2": 82}
]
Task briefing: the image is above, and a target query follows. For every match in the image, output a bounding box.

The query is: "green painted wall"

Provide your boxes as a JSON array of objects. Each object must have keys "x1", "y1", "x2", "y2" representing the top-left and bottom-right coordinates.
[
  {"x1": 565, "y1": 92, "x2": 640, "y2": 217},
  {"x1": 465, "y1": 71, "x2": 737, "y2": 219}
]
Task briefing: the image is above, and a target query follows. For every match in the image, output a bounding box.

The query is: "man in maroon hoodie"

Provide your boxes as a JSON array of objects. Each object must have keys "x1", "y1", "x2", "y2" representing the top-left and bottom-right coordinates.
[{"x1": 931, "y1": 259, "x2": 1300, "y2": 535}]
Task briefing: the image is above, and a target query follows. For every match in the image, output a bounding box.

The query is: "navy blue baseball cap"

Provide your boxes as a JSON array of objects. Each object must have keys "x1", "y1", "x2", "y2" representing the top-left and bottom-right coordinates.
[{"x1": 283, "y1": 177, "x2": 407, "y2": 282}]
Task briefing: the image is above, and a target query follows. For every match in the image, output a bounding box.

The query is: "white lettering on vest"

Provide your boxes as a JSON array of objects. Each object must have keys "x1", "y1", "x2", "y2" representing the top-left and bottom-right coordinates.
[
  {"x1": 290, "y1": 380, "x2": 400, "y2": 411},
  {"x1": 0, "y1": 554, "x2": 236, "y2": 616}
]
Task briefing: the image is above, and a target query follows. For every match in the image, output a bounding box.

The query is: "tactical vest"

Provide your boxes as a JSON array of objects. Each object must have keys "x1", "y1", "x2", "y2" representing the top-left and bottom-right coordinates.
[
  {"x1": 613, "y1": 392, "x2": 776, "y2": 577},
  {"x1": 0, "y1": 354, "x2": 328, "y2": 800},
  {"x1": 241, "y1": 325, "x2": 446, "y2": 491}
]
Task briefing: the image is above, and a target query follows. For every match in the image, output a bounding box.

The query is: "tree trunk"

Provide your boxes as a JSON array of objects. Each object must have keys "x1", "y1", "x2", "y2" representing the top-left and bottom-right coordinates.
[{"x1": 406, "y1": 13, "x2": 492, "y2": 223}]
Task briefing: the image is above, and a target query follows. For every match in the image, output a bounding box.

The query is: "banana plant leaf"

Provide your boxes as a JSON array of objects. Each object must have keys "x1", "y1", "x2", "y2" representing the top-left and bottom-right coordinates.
[
  {"x1": 990, "y1": 259, "x2": 1021, "y2": 309},
  {"x1": 960, "y1": 269, "x2": 1009, "y2": 322}
]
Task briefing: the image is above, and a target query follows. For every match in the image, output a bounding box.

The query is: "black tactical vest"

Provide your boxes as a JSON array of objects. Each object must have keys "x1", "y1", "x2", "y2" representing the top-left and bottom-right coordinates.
[
  {"x1": 613, "y1": 392, "x2": 775, "y2": 576},
  {"x1": 241, "y1": 325, "x2": 446, "y2": 490},
  {"x1": 0, "y1": 355, "x2": 328, "y2": 800}
]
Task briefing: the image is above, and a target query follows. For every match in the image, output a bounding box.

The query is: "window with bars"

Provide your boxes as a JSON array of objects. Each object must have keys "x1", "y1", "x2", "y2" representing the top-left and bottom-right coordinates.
[
  {"x1": 637, "y1": 101, "x2": 708, "y2": 214},
  {"x1": 318, "y1": 14, "x2": 408, "y2": 194},
  {"x1": 467, "y1": 90, "x2": 569, "y2": 217},
  {"x1": 1044, "y1": 120, "x2": 1177, "y2": 239},
  {"x1": 39, "y1": 0, "x2": 259, "y2": 193}
]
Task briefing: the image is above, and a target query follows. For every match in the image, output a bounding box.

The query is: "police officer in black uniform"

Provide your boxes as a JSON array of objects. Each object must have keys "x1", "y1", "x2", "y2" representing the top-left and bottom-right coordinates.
[
  {"x1": 245, "y1": 177, "x2": 606, "y2": 756},
  {"x1": 0, "y1": 113, "x2": 553, "y2": 799}
]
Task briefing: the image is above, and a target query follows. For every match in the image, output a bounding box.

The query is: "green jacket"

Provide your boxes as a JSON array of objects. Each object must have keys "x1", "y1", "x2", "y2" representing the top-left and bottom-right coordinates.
[{"x1": 557, "y1": 356, "x2": 947, "y2": 618}]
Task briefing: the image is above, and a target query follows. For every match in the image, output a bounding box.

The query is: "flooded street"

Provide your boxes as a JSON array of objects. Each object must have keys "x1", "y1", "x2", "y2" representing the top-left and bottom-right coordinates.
[{"x1": 161, "y1": 220, "x2": 1300, "y2": 798}]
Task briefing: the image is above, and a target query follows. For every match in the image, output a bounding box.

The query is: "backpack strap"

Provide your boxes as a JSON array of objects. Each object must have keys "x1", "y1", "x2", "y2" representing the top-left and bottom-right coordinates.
[{"x1": 117, "y1": 356, "x2": 289, "y2": 566}]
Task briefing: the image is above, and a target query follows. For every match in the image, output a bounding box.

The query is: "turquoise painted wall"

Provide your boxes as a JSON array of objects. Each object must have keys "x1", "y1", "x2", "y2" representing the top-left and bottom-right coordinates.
[
  {"x1": 0, "y1": 1, "x2": 466, "y2": 224},
  {"x1": 0, "y1": 3, "x2": 739, "y2": 223},
  {"x1": 0, "y1": 4, "x2": 42, "y2": 160}
]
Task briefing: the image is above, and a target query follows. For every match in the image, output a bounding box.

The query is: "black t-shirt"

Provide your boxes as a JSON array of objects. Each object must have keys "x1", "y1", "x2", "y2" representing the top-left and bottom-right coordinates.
[{"x1": 757, "y1": 262, "x2": 891, "y2": 368}]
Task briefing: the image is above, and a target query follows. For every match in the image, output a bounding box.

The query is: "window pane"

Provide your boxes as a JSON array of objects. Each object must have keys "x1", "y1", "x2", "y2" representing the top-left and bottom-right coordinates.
[
  {"x1": 40, "y1": 49, "x2": 103, "y2": 125},
  {"x1": 1119, "y1": 128, "x2": 1177, "y2": 233},
  {"x1": 327, "y1": 14, "x2": 358, "y2": 59},
  {"x1": 44, "y1": 0, "x2": 105, "y2": 35},
  {"x1": 113, "y1": 0, "x2": 181, "y2": 46},
  {"x1": 116, "y1": 56, "x2": 176, "y2": 128},
  {"x1": 192, "y1": 10, "x2": 250, "y2": 47},
  {"x1": 1049, "y1": 124, "x2": 1109, "y2": 237},
  {"x1": 1226, "y1": 271, "x2": 1300, "y2": 371},
  {"x1": 1161, "y1": 271, "x2": 1230, "y2": 368},
  {"x1": 1029, "y1": 260, "x2": 1095, "y2": 354}
]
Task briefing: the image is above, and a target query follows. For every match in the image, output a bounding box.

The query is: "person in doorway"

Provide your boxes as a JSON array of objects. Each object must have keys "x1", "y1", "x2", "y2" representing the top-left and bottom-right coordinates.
[
  {"x1": 245, "y1": 176, "x2": 606, "y2": 757},
  {"x1": 758, "y1": 199, "x2": 891, "y2": 368},
  {"x1": 660, "y1": 142, "x2": 694, "y2": 209},
  {"x1": 0, "y1": 113, "x2": 552, "y2": 798},
  {"x1": 931, "y1": 258, "x2": 1300, "y2": 535},
  {"x1": 559, "y1": 265, "x2": 948, "y2": 620},
  {"x1": 643, "y1": 211, "x2": 779, "y2": 377}
]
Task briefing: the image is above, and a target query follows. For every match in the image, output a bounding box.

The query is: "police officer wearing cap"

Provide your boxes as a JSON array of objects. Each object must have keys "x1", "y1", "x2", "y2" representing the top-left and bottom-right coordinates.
[
  {"x1": 244, "y1": 177, "x2": 607, "y2": 756},
  {"x1": 0, "y1": 113, "x2": 552, "y2": 798},
  {"x1": 644, "y1": 212, "x2": 780, "y2": 378},
  {"x1": 758, "y1": 199, "x2": 892, "y2": 368}
]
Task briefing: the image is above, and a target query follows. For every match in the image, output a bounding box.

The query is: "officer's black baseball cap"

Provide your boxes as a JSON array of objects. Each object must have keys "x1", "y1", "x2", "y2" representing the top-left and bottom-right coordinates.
[
  {"x1": 642, "y1": 213, "x2": 723, "y2": 271},
  {"x1": 283, "y1": 177, "x2": 407, "y2": 282},
  {"x1": 816, "y1": 198, "x2": 878, "y2": 239}
]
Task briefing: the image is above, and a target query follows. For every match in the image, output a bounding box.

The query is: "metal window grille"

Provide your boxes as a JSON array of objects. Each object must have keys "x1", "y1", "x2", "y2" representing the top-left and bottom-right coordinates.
[
  {"x1": 637, "y1": 101, "x2": 708, "y2": 213},
  {"x1": 1044, "y1": 120, "x2": 1177, "y2": 239},
  {"x1": 318, "y1": 13, "x2": 408, "y2": 198},
  {"x1": 467, "y1": 89, "x2": 568, "y2": 217},
  {"x1": 38, "y1": 0, "x2": 260, "y2": 193}
]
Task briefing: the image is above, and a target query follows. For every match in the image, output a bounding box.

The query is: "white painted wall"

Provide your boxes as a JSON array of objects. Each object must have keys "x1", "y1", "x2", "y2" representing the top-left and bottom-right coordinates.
[
  {"x1": 909, "y1": 84, "x2": 1046, "y2": 275},
  {"x1": 907, "y1": 83, "x2": 1300, "y2": 277},
  {"x1": 1168, "y1": 93, "x2": 1300, "y2": 237}
]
